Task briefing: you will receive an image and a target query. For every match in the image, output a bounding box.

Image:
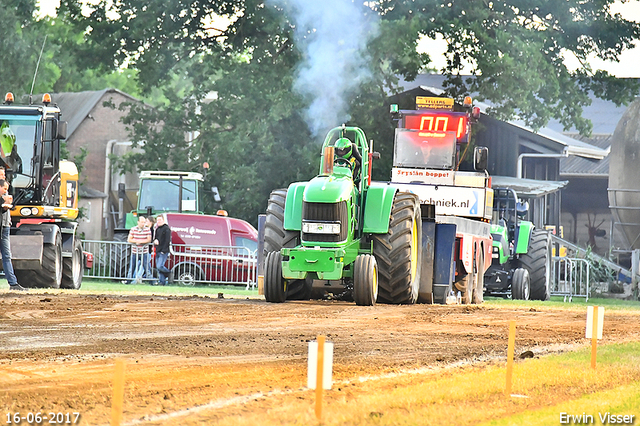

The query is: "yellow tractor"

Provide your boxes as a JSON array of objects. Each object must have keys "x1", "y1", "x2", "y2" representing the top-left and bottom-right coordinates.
[{"x1": 0, "y1": 92, "x2": 84, "y2": 289}]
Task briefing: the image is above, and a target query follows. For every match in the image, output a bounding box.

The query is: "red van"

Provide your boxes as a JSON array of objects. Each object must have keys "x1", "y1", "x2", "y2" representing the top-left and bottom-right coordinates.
[{"x1": 161, "y1": 213, "x2": 258, "y2": 285}]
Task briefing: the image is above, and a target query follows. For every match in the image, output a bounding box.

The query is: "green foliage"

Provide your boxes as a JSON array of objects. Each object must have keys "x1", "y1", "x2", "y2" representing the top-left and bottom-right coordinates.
[
  {"x1": 64, "y1": 0, "x2": 640, "y2": 224},
  {"x1": 0, "y1": 0, "x2": 145, "y2": 100},
  {"x1": 375, "y1": 0, "x2": 640, "y2": 134}
]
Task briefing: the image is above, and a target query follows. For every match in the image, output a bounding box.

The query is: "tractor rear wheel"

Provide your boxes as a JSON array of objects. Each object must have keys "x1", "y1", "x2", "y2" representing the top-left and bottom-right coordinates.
[
  {"x1": 264, "y1": 251, "x2": 286, "y2": 303},
  {"x1": 353, "y1": 254, "x2": 378, "y2": 306},
  {"x1": 372, "y1": 192, "x2": 422, "y2": 304},
  {"x1": 61, "y1": 238, "x2": 83, "y2": 289},
  {"x1": 511, "y1": 267, "x2": 530, "y2": 300},
  {"x1": 264, "y1": 188, "x2": 311, "y2": 300},
  {"x1": 518, "y1": 229, "x2": 552, "y2": 301}
]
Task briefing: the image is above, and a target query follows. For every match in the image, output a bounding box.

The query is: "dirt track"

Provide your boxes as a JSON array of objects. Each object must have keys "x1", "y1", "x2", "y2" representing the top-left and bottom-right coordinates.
[{"x1": 1, "y1": 291, "x2": 639, "y2": 425}]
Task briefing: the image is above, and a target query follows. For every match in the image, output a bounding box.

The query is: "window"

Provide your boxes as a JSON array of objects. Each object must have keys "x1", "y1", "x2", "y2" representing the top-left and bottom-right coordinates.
[{"x1": 138, "y1": 179, "x2": 198, "y2": 212}]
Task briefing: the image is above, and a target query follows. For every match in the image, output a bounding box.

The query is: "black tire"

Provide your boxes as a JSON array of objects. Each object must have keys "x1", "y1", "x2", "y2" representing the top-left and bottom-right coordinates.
[
  {"x1": 473, "y1": 249, "x2": 485, "y2": 304},
  {"x1": 353, "y1": 254, "x2": 378, "y2": 306},
  {"x1": 372, "y1": 192, "x2": 422, "y2": 304},
  {"x1": 264, "y1": 251, "x2": 286, "y2": 303},
  {"x1": 511, "y1": 267, "x2": 530, "y2": 300},
  {"x1": 264, "y1": 188, "x2": 311, "y2": 300},
  {"x1": 61, "y1": 238, "x2": 83, "y2": 290},
  {"x1": 16, "y1": 232, "x2": 62, "y2": 289},
  {"x1": 518, "y1": 229, "x2": 551, "y2": 301},
  {"x1": 173, "y1": 264, "x2": 201, "y2": 286},
  {"x1": 110, "y1": 231, "x2": 130, "y2": 278}
]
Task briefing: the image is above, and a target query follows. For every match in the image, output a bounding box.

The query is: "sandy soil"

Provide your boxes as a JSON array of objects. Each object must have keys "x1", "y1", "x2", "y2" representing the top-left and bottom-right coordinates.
[{"x1": 1, "y1": 291, "x2": 639, "y2": 425}]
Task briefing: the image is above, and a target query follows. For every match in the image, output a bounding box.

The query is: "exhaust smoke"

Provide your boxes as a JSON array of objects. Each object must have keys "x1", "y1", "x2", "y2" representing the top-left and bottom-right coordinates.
[{"x1": 269, "y1": 0, "x2": 379, "y2": 137}]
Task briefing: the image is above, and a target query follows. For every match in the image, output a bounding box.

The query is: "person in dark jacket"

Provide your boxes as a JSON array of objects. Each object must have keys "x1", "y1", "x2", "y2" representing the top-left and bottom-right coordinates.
[{"x1": 153, "y1": 214, "x2": 172, "y2": 286}]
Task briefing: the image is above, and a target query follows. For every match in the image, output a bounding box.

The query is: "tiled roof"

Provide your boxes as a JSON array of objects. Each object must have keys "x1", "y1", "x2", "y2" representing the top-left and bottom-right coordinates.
[{"x1": 49, "y1": 89, "x2": 140, "y2": 138}]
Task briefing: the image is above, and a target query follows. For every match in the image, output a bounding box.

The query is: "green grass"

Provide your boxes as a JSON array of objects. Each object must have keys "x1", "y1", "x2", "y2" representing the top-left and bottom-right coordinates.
[
  {"x1": 1, "y1": 277, "x2": 260, "y2": 298},
  {"x1": 485, "y1": 295, "x2": 640, "y2": 310}
]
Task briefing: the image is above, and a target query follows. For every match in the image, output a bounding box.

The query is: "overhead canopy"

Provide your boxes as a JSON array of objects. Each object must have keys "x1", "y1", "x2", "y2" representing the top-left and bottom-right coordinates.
[{"x1": 491, "y1": 176, "x2": 568, "y2": 198}]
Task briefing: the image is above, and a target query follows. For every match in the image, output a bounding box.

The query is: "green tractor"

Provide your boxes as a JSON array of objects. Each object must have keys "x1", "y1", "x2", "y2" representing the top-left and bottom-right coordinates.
[
  {"x1": 484, "y1": 187, "x2": 552, "y2": 300},
  {"x1": 263, "y1": 126, "x2": 422, "y2": 305}
]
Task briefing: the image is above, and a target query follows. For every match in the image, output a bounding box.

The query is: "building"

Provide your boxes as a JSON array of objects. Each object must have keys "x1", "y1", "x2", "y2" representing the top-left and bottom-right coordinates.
[{"x1": 52, "y1": 89, "x2": 141, "y2": 241}]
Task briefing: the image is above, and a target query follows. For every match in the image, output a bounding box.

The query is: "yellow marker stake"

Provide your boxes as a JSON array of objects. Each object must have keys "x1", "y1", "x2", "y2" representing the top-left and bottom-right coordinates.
[
  {"x1": 505, "y1": 320, "x2": 516, "y2": 396},
  {"x1": 591, "y1": 306, "x2": 598, "y2": 370},
  {"x1": 315, "y1": 335, "x2": 325, "y2": 421},
  {"x1": 111, "y1": 359, "x2": 126, "y2": 426}
]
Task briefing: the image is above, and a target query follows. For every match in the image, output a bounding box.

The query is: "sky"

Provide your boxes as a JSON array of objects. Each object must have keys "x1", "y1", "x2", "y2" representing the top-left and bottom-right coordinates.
[{"x1": 37, "y1": 0, "x2": 640, "y2": 78}]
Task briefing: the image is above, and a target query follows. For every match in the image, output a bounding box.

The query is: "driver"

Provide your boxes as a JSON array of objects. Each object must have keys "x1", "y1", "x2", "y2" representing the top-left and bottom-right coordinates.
[
  {"x1": 0, "y1": 122, "x2": 15, "y2": 161},
  {"x1": 334, "y1": 137, "x2": 362, "y2": 184}
]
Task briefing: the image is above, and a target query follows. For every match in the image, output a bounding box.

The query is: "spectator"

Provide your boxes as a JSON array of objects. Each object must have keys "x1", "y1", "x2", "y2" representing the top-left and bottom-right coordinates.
[
  {"x1": 0, "y1": 172, "x2": 25, "y2": 291},
  {"x1": 126, "y1": 215, "x2": 151, "y2": 284},
  {"x1": 144, "y1": 215, "x2": 156, "y2": 283},
  {"x1": 153, "y1": 214, "x2": 172, "y2": 286}
]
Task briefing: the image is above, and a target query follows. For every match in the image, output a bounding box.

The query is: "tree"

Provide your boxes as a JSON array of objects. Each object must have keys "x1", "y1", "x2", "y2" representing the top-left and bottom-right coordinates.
[
  {"x1": 0, "y1": 0, "x2": 46, "y2": 97},
  {"x1": 375, "y1": 0, "x2": 640, "y2": 134},
  {"x1": 71, "y1": 0, "x2": 640, "y2": 223},
  {"x1": 0, "y1": 0, "x2": 143, "y2": 100}
]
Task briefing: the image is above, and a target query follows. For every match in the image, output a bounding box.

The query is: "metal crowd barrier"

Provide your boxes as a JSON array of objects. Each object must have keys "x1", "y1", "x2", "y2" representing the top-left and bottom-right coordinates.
[
  {"x1": 82, "y1": 240, "x2": 258, "y2": 289},
  {"x1": 551, "y1": 257, "x2": 590, "y2": 302}
]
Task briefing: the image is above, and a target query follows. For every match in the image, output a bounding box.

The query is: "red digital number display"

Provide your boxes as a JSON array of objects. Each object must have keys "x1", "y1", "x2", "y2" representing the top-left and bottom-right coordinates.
[{"x1": 403, "y1": 113, "x2": 468, "y2": 140}]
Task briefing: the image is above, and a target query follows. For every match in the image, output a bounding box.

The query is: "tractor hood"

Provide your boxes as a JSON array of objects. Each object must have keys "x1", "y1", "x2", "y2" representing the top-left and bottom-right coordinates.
[{"x1": 303, "y1": 171, "x2": 354, "y2": 204}]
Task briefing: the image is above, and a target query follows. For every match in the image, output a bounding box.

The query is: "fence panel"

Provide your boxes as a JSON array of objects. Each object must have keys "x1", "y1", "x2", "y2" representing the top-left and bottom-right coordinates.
[
  {"x1": 551, "y1": 257, "x2": 590, "y2": 302},
  {"x1": 82, "y1": 240, "x2": 257, "y2": 289}
]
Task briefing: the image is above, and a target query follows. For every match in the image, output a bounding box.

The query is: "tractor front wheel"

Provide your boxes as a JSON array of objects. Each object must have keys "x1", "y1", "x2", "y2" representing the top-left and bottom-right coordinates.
[
  {"x1": 61, "y1": 238, "x2": 83, "y2": 289},
  {"x1": 511, "y1": 267, "x2": 530, "y2": 300},
  {"x1": 353, "y1": 254, "x2": 378, "y2": 306},
  {"x1": 264, "y1": 251, "x2": 286, "y2": 303},
  {"x1": 264, "y1": 188, "x2": 311, "y2": 300}
]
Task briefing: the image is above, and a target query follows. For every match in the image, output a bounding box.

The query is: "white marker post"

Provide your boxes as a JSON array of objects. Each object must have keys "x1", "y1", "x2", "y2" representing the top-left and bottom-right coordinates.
[
  {"x1": 308, "y1": 335, "x2": 334, "y2": 421},
  {"x1": 586, "y1": 306, "x2": 604, "y2": 369}
]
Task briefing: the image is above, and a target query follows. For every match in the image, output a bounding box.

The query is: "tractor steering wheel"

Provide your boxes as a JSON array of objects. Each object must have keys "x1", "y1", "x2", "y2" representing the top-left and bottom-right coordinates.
[{"x1": 334, "y1": 157, "x2": 352, "y2": 168}]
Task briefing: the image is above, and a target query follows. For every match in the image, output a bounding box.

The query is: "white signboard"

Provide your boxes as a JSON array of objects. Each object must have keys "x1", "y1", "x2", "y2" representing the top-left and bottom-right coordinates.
[
  {"x1": 393, "y1": 182, "x2": 492, "y2": 219},
  {"x1": 307, "y1": 340, "x2": 334, "y2": 390},
  {"x1": 585, "y1": 306, "x2": 604, "y2": 339}
]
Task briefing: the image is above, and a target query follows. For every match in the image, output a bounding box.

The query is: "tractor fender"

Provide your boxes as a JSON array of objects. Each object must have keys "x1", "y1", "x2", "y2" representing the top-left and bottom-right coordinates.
[
  {"x1": 283, "y1": 182, "x2": 307, "y2": 231},
  {"x1": 514, "y1": 221, "x2": 534, "y2": 254},
  {"x1": 362, "y1": 183, "x2": 397, "y2": 234}
]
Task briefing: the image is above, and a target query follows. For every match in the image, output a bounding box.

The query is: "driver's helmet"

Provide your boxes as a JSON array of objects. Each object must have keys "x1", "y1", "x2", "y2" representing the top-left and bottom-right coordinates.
[
  {"x1": 516, "y1": 200, "x2": 529, "y2": 217},
  {"x1": 334, "y1": 137, "x2": 352, "y2": 158},
  {"x1": 0, "y1": 122, "x2": 16, "y2": 158}
]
